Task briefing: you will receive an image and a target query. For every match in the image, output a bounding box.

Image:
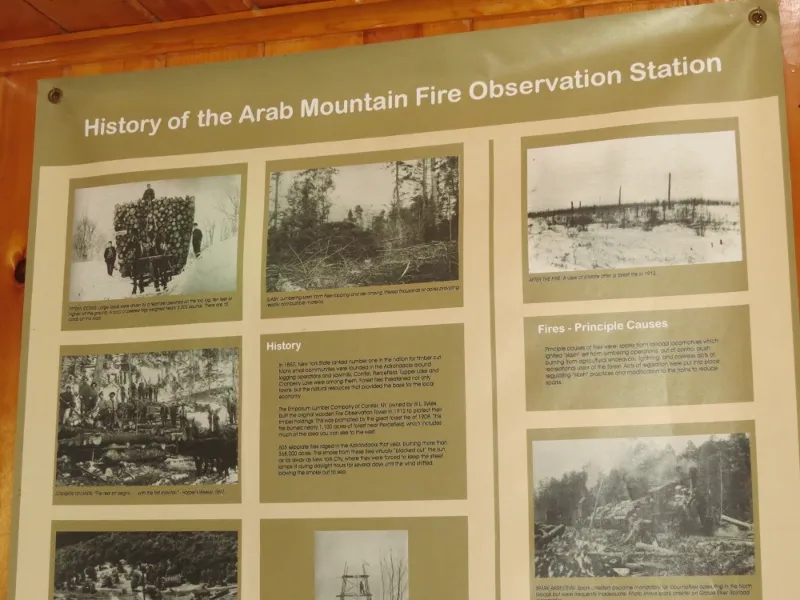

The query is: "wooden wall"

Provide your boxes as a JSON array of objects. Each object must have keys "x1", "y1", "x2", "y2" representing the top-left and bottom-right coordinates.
[{"x1": 0, "y1": 0, "x2": 798, "y2": 594}]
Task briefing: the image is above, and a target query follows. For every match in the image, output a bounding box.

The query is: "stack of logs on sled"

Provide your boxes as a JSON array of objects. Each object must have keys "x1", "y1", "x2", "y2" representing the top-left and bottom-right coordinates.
[
  {"x1": 113, "y1": 195, "x2": 196, "y2": 278},
  {"x1": 57, "y1": 423, "x2": 237, "y2": 483}
]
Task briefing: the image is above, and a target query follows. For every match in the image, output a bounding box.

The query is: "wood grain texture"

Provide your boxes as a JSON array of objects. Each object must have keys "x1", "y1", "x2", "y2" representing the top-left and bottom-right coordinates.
[
  {"x1": 136, "y1": 0, "x2": 253, "y2": 21},
  {"x1": 24, "y1": 0, "x2": 158, "y2": 32},
  {"x1": 0, "y1": 0, "x2": 711, "y2": 74},
  {"x1": 0, "y1": 66, "x2": 64, "y2": 600},
  {"x1": 0, "y1": 2, "x2": 798, "y2": 600},
  {"x1": 0, "y1": 0, "x2": 64, "y2": 41}
]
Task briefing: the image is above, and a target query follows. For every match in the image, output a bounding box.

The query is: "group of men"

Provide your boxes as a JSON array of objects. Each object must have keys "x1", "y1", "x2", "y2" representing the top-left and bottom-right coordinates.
[{"x1": 101, "y1": 183, "x2": 206, "y2": 295}]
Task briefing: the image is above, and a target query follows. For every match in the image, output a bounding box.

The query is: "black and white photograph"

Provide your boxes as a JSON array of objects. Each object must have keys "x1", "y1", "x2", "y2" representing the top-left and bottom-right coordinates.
[
  {"x1": 68, "y1": 174, "x2": 242, "y2": 302},
  {"x1": 314, "y1": 530, "x2": 409, "y2": 600},
  {"x1": 532, "y1": 432, "x2": 756, "y2": 578},
  {"x1": 52, "y1": 529, "x2": 238, "y2": 599},
  {"x1": 526, "y1": 130, "x2": 743, "y2": 274},
  {"x1": 57, "y1": 346, "x2": 239, "y2": 487},
  {"x1": 266, "y1": 155, "x2": 460, "y2": 293}
]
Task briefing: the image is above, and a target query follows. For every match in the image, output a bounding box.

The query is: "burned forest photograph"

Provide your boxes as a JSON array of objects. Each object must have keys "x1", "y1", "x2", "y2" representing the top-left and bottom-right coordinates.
[
  {"x1": 532, "y1": 432, "x2": 756, "y2": 579},
  {"x1": 526, "y1": 130, "x2": 743, "y2": 274},
  {"x1": 315, "y1": 530, "x2": 409, "y2": 600},
  {"x1": 68, "y1": 173, "x2": 242, "y2": 302},
  {"x1": 266, "y1": 155, "x2": 460, "y2": 293},
  {"x1": 56, "y1": 346, "x2": 239, "y2": 488},
  {"x1": 53, "y1": 529, "x2": 238, "y2": 599}
]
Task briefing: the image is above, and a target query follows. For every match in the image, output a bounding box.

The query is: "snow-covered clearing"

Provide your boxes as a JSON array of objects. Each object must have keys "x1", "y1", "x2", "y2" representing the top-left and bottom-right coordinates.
[
  {"x1": 69, "y1": 237, "x2": 237, "y2": 301},
  {"x1": 528, "y1": 220, "x2": 742, "y2": 273}
]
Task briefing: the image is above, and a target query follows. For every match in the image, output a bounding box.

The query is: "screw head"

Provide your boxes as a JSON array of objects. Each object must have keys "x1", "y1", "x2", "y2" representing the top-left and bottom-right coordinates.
[
  {"x1": 47, "y1": 87, "x2": 63, "y2": 104},
  {"x1": 748, "y1": 7, "x2": 767, "y2": 27}
]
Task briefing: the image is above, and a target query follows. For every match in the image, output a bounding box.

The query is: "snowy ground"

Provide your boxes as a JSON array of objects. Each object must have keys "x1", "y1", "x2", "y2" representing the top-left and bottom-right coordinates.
[
  {"x1": 528, "y1": 220, "x2": 742, "y2": 273},
  {"x1": 68, "y1": 237, "x2": 238, "y2": 302}
]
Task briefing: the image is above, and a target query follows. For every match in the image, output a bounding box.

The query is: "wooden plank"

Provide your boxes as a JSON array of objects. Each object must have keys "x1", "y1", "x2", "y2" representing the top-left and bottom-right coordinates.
[
  {"x1": 254, "y1": 0, "x2": 332, "y2": 7},
  {"x1": 420, "y1": 20, "x2": 473, "y2": 36},
  {"x1": 67, "y1": 55, "x2": 165, "y2": 76},
  {"x1": 473, "y1": 8, "x2": 582, "y2": 29},
  {"x1": 0, "y1": 0, "x2": 640, "y2": 75},
  {"x1": 0, "y1": 66, "x2": 64, "y2": 600},
  {"x1": 584, "y1": 0, "x2": 689, "y2": 16},
  {"x1": 25, "y1": 0, "x2": 157, "y2": 33},
  {"x1": 0, "y1": 0, "x2": 64, "y2": 42},
  {"x1": 364, "y1": 24, "x2": 422, "y2": 43},
  {"x1": 137, "y1": 0, "x2": 253, "y2": 21},
  {"x1": 266, "y1": 32, "x2": 364, "y2": 55},
  {"x1": 166, "y1": 43, "x2": 264, "y2": 67}
]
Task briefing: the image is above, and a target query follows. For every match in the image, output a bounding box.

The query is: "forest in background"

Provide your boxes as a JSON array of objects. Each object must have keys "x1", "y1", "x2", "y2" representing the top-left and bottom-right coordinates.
[
  {"x1": 535, "y1": 434, "x2": 753, "y2": 527},
  {"x1": 54, "y1": 531, "x2": 237, "y2": 591},
  {"x1": 533, "y1": 434, "x2": 755, "y2": 578},
  {"x1": 266, "y1": 156, "x2": 460, "y2": 292}
]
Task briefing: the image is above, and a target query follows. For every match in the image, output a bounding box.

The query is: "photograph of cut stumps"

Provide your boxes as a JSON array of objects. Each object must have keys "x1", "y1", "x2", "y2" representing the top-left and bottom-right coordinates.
[
  {"x1": 315, "y1": 530, "x2": 409, "y2": 600},
  {"x1": 68, "y1": 173, "x2": 242, "y2": 302},
  {"x1": 266, "y1": 155, "x2": 460, "y2": 292},
  {"x1": 526, "y1": 130, "x2": 743, "y2": 274},
  {"x1": 57, "y1": 346, "x2": 239, "y2": 487},
  {"x1": 52, "y1": 529, "x2": 238, "y2": 599},
  {"x1": 532, "y1": 432, "x2": 756, "y2": 578}
]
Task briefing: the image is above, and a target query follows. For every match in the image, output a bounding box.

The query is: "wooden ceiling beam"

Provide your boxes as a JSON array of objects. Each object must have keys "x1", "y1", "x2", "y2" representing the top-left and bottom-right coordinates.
[{"x1": 0, "y1": 0, "x2": 634, "y2": 74}]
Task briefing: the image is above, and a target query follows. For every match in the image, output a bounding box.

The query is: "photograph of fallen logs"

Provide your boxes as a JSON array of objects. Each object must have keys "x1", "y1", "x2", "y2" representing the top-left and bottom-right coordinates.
[
  {"x1": 69, "y1": 173, "x2": 242, "y2": 302},
  {"x1": 266, "y1": 155, "x2": 460, "y2": 293},
  {"x1": 53, "y1": 530, "x2": 238, "y2": 600},
  {"x1": 57, "y1": 345, "x2": 239, "y2": 487},
  {"x1": 532, "y1": 432, "x2": 756, "y2": 578}
]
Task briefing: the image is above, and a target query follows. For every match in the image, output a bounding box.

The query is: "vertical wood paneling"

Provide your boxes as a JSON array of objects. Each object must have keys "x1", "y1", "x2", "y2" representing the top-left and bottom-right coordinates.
[
  {"x1": 0, "y1": 66, "x2": 65, "y2": 600},
  {"x1": 67, "y1": 56, "x2": 165, "y2": 76},
  {"x1": 472, "y1": 8, "x2": 582, "y2": 29},
  {"x1": 420, "y1": 20, "x2": 473, "y2": 36},
  {"x1": 265, "y1": 32, "x2": 364, "y2": 56},
  {"x1": 364, "y1": 24, "x2": 422, "y2": 43},
  {"x1": 165, "y1": 43, "x2": 264, "y2": 67}
]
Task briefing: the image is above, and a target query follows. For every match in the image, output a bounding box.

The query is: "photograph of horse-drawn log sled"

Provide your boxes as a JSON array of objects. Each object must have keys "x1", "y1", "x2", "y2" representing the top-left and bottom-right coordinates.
[
  {"x1": 68, "y1": 173, "x2": 242, "y2": 302},
  {"x1": 532, "y1": 431, "x2": 756, "y2": 578},
  {"x1": 52, "y1": 530, "x2": 238, "y2": 600},
  {"x1": 56, "y1": 346, "x2": 239, "y2": 487}
]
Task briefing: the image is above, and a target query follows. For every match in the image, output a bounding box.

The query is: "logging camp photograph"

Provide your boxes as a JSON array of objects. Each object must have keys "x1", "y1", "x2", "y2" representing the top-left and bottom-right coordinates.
[
  {"x1": 266, "y1": 154, "x2": 460, "y2": 293},
  {"x1": 56, "y1": 346, "x2": 239, "y2": 487},
  {"x1": 314, "y1": 530, "x2": 409, "y2": 600},
  {"x1": 68, "y1": 173, "x2": 242, "y2": 302},
  {"x1": 52, "y1": 530, "x2": 238, "y2": 600},
  {"x1": 531, "y1": 432, "x2": 756, "y2": 579},
  {"x1": 526, "y1": 130, "x2": 743, "y2": 274}
]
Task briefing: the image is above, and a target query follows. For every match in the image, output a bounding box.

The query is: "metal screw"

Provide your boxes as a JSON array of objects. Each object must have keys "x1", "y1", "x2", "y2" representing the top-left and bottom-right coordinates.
[
  {"x1": 47, "y1": 87, "x2": 63, "y2": 104},
  {"x1": 748, "y1": 7, "x2": 767, "y2": 27}
]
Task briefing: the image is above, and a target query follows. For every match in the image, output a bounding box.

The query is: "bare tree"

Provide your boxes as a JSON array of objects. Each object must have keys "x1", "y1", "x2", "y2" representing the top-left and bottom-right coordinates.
[
  {"x1": 203, "y1": 219, "x2": 217, "y2": 247},
  {"x1": 72, "y1": 212, "x2": 99, "y2": 261},
  {"x1": 215, "y1": 192, "x2": 240, "y2": 240},
  {"x1": 379, "y1": 549, "x2": 408, "y2": 600}
]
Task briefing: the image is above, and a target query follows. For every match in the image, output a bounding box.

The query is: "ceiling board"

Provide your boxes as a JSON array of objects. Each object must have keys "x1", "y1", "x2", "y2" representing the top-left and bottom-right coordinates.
[
  {"x1": 0, "y1": 0, "x2": 63, "y2": 41},
  {"x1": 24, "y1": 0, "x2": 157, "y2": 33},
  {"x1": 252, "y1": 0, "x2": 332, "y2": 8},
  {"x1": 136, "y1": 0, "x2": 253, "y2": 21}
]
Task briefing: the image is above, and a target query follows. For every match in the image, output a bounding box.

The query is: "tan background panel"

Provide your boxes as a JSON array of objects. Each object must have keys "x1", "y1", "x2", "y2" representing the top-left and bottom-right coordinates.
[
  {"x1": 521, "y1": 119, "x2": 747, "y2": 303},
  {"x1": 527, "y1": 421, "x2": 761, "y2": 600},
  {"x1": 61, "y1": 163, "x2": 247, "y2": 331},
  {"x1": 49, "y1": 520, "x2": 241, "y2": 599},
  {"x1": 262, "y1": 144, "x2": 464, "y2": 318},
  {"x1": 524, "y1": 304, "x2": 753, "y2": 411},
  {"x1": 53, "y1": 336, "x2": 242, "y2": 505},
  {"x1": 260, "y1": 323, "x2": 467, "y2": 503},
  {"x1": 492, "y1": 99, "x2": 800, "y2": 600},
  {"x1": 261, "y1": 516, "x2": 468, "y2": 600}
]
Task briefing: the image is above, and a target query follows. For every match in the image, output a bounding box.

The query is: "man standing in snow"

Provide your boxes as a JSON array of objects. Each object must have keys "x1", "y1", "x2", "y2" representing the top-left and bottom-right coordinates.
[
  {"x1": 191, "y1": 223, "x2": 203, "y2": 258},
  {"x1": 142, "y1": 184, "x2": 155, "y2": 202},
  {"x1": 103, "y1": 241, "x2": 117, "y2": 276}
]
